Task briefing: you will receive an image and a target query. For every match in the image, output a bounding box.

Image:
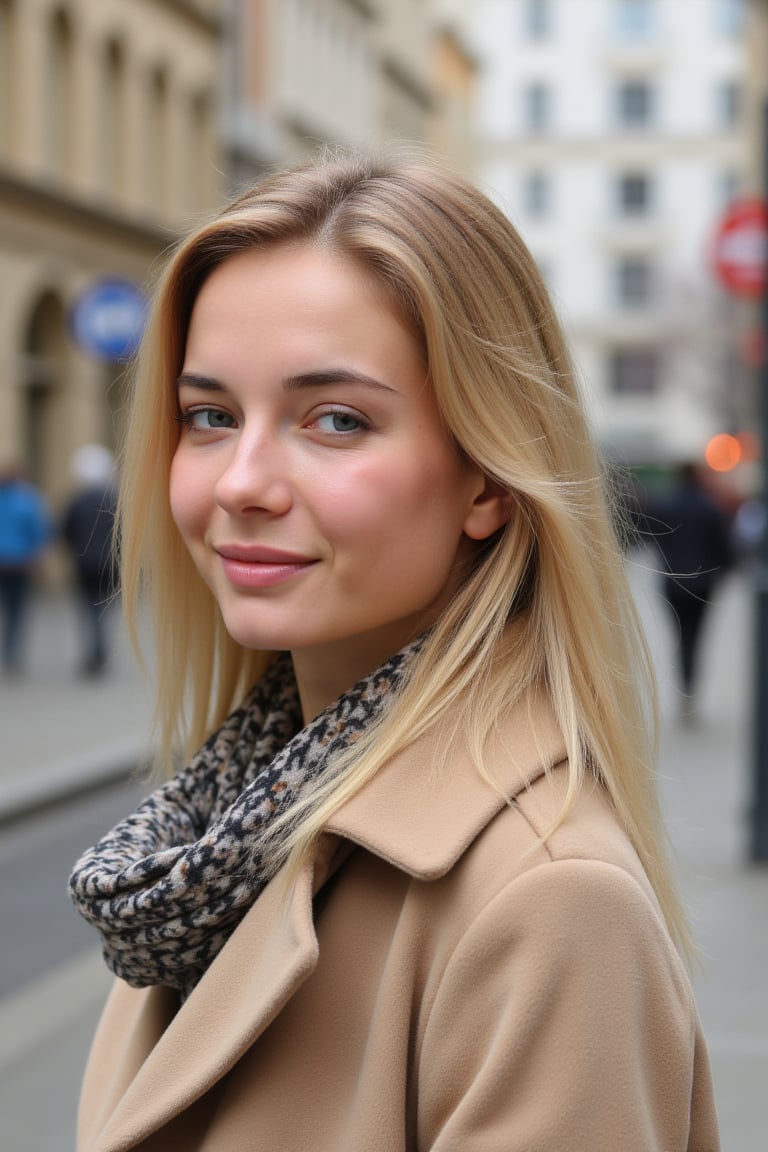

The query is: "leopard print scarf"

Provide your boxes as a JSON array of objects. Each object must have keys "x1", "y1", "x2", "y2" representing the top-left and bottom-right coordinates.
[{"x1": 69, "y1": 637, "x2": 423, "y2": 998}]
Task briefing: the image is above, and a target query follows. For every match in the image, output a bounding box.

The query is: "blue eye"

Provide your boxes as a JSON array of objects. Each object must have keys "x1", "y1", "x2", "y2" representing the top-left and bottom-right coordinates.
[
  {"x1": 314, "y1": 410, "x2": 368, "y2": 434},
  {"x1": 181, "y1": 408, "x2": 236, "y2": 430}
]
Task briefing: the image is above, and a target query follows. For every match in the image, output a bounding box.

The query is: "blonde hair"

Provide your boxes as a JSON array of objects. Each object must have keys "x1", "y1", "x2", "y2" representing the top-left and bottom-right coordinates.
[{"x1": 119, "y1": 151, "x2": 689, "y2": 956}]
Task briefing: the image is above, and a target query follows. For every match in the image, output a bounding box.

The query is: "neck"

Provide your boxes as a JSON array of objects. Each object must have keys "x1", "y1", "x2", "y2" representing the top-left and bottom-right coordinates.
[{"x1": 290, "y1": 618, "x2": 428, "y2": 723}]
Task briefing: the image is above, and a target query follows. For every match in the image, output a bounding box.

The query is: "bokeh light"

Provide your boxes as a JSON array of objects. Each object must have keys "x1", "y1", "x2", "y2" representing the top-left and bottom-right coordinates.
[{"x1": 705, "y1": 433, "x2": 742, "y2": 472}]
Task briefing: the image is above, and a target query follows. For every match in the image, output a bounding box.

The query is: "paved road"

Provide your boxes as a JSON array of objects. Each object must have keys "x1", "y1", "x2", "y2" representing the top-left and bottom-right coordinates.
[{"x1": 0, "y1": 778, "x2": 146, "y2": 1000}]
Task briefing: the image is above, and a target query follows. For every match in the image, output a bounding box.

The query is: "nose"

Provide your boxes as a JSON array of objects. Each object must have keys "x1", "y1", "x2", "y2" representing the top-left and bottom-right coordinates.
[{"x1": 214, "y1": 430, "x2": 293, "y2": 517}]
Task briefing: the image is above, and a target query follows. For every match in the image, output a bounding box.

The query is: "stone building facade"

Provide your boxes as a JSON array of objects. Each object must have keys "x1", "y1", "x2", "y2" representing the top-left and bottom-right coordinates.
[
  {"x1": 0, "y1": 0, "x2": 478, "y2": 510},
  {"x1": 0, "y1": 0, "x2": 224, "y2": 501}
]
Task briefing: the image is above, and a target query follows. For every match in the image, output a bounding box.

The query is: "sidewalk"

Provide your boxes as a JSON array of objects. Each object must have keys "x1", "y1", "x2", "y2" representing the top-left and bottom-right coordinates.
[
  {"x1": 629, "y1": 556, "x2": 768, "y2": 1152},
  {"x1": 0, "y1": 591, "x2": 153, "y2": 823},
  {"x1": 0, "y1": 568, "x2": 766, "y2": 1150}
]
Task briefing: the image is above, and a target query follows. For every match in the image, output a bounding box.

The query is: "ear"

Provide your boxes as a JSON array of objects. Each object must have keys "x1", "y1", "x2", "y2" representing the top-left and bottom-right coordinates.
[{"x1": 462, "y1": 474, "x2": 514, "y2": 541}]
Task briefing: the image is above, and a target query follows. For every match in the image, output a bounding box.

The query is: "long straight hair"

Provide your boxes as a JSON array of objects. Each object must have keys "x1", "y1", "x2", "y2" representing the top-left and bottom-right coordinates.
[{"x1": 118, "y1": 151, "x2": 689, "y2": 958}]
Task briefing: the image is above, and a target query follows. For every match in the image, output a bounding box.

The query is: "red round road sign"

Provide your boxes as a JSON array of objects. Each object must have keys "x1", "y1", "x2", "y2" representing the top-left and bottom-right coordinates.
[{"x1": 713, "y1": 199, "x2": 768, "y2": 298}]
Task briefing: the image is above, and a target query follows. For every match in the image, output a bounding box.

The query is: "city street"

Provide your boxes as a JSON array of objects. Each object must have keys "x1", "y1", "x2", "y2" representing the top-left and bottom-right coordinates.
[
  {"x1": 0, "y1": 561, "x2": 766, "y2": 1150},
  {"x1": 0, "y1": 2, "x2": 764, "y2": 1149},
  {"x1": 0, "y1": 778, "x2": 145, "y2": 1001},
  {"x1": 630, "y1": 553, "x2": 768, "y2": 1151},
  {"x1": 0, "y1": 594, "x2": 152, "y2": 1152}
]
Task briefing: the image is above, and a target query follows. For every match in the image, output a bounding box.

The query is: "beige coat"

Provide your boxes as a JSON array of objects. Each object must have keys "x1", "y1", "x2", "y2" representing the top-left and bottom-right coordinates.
[{"x1": 77, "y1": 692, "x2": 720, "y2": 1151}]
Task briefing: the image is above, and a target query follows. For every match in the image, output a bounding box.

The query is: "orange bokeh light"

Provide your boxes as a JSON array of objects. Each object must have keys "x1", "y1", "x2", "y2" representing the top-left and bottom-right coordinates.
[{"x1": 705, "y1": 433, "x2": 742, "y2": 472}]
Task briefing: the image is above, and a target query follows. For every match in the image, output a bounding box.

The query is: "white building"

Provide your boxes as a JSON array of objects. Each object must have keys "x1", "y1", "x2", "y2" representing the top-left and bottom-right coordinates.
[{"x1": 475, "y1": 0, "x2": 750, "y2": 465}]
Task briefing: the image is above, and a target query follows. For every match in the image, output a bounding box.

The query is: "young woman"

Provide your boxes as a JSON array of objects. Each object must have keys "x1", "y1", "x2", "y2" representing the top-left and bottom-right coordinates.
[{"x1": 70, "y1": 154, "x2": 720, "y2": 1151}]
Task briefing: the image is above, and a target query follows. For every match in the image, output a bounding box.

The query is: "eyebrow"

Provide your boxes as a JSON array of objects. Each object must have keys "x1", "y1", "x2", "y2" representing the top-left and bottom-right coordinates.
[
  {"x1": 175, "y1": 373, "x2": 224, "y2": 393},
  {"x1": 283, "y1": 369, "x2": 395, "y2": 394},
  {"x1": 175, "y1": 369, "x2": 396, "y2": 394}
]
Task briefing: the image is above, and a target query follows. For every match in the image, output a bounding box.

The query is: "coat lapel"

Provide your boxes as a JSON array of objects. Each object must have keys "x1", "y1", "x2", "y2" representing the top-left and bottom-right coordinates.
[
  {"x1": 96, "y1": 834, "x2": 342, "y2": 1151},
  {"x1": 94, "y1": 688, "x2": 566, "y2": 1151}
]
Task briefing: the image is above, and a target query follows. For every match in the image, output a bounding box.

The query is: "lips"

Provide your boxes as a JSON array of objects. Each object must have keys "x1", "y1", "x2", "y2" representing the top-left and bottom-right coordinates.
[
  {"x1": 215, "y1": 544, "x2": 315, "y2": 564},
  {"x1": 214, "y1": 544, "x2": 318, "y2": 589}
]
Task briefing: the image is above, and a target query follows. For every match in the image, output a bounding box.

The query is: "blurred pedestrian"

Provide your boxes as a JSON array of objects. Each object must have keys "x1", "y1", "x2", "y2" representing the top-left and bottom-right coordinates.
[
  {"x1": 0, "y1": 458, "x2": 53, "y2": 674},
  {"x1": 62, "y1": 445, "x2": 119, "y2": 676},
  {"x1": 731, "y1": 496, "x2": 767, "y2": 564},
  {"x1": 649, "y1": 461, "x2": 733, "y2": 720}
]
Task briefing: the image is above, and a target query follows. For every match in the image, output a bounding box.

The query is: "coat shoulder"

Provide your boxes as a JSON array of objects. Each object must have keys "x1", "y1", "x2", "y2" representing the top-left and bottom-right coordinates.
[
  {"x1": 401, "y1": 763, "x2": 677, "y2": 1038},
  {"x1": 413, "y1": 770, "x2": 717, "y2": 1150},
  {"x1": 450, "y1": 761, "x2": 660, "y2": 924}
]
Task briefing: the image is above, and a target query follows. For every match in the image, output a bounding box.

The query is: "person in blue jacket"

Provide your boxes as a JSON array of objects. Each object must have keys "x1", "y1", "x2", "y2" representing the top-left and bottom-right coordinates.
[{"x1": 0, "y1": 459, "x2": 52, "y2": 673}]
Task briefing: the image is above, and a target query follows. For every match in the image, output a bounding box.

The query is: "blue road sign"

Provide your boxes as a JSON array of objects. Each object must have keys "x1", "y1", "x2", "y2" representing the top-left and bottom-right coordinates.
[{"x1": 70, "y1": 278, "x2": 148, "y2": 362}]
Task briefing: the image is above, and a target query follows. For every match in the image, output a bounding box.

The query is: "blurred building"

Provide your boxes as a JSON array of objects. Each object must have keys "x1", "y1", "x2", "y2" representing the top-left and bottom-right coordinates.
[
  {"x1": 0, "y1": 0, "x2": 225, "y2": 501},
  {"x1": 224, "y1": 0, "x2": 430, "y2": 187},
  {"x1": 0, "y1": 0, "x2": 480, "y2": 509},
  {"x1": 429, "y1": 0, "x2": 480, "y2": 175},
  {"x1": 475, "y1": 0, "x2": 751, "y2": 466},
  {"x1": 747, "y1": 0, "x2": 768, "y2": 189},
  {"x1": 222, "y1": 0, "x2": 479, "y2": 187}
]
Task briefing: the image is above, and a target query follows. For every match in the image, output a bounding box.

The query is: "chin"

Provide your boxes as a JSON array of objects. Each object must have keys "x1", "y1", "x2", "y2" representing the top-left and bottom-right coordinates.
[
  {"x1": 218, "y1": 609, "x2": 320, "y2": 654},
  {"x1": 221, "y1": 620, "x2": 292, "y2": 653}
]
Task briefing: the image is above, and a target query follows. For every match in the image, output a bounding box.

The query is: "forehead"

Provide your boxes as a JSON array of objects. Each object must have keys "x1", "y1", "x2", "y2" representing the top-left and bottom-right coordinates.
[
  {"x1": 188, "y1": 240, "x2": 421, "y2": 345},
  {"x1": 181, "y1": 243, "x2": 428, "y2": 389},
  {"x1": 197, "y1": 243, "x2": 373, "y2": 307}
]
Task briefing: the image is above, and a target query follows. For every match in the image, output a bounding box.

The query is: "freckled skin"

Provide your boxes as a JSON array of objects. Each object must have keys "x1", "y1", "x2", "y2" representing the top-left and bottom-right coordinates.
[{"x1": 170, "y1": 244, "x2": 491, "y2": 718}]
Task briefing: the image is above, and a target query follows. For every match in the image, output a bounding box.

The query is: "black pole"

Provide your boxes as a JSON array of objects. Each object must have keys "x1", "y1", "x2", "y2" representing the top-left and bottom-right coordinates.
[{"x1": 749, "y1": 98, "x2": 768, "y2": 861}]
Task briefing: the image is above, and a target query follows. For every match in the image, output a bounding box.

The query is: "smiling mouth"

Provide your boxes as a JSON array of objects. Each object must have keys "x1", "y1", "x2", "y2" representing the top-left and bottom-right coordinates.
[
  {"x1": 215, "y1": 545, "x2": 315, "y2": 564},
  {"x1": 215, "y1": 547, "x2": 318, "y2": 589}
]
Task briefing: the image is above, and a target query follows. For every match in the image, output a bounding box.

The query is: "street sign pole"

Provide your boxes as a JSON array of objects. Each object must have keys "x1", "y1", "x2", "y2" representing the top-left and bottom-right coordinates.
[{"x1": 750, "y1": 98, "x2": 768, "y2": 861}]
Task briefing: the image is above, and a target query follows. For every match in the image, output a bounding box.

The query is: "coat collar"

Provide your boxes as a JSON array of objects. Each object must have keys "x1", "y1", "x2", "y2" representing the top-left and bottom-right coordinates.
[
  {"x1": 326, "y1": 685, "x2": 567, "y2": 877},
  {"x1": 93, "y1": 687, "x2": 566, "y2": 1151}
]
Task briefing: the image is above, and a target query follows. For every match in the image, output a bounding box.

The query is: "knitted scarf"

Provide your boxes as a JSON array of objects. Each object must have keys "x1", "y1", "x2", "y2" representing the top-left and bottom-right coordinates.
[{"x1": 69, "y1": 637, "x2": 423, "y2": 998}]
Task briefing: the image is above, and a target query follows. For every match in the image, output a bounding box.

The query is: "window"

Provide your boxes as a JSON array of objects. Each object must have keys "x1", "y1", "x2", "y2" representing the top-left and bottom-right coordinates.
[
  {"x1": 617, "y1": 172, "x2": 652, "y2": 216},
  {"x1": 46, "y1": 8, "x2": 75, "y2": 177},
  {"x1": 616, "y1": 256, "x2": 654, "y2": 307},
  {"x1": 0, "y1": 0, "x2": 14, "y2": 152},
  {"x1": 717, "y1": 0, "x2": 745, "y2": 37},
  {"x1": 718, "y1": 79, "x2": 741, "y2": 128},
  {"x1": 616, "y1": 79, "x2": 653, "y2": 128},
  {"x1": 101, "y1": 40, "x2": 126, "y2": 195},
  {"x1": 615, "y1": 0, "x2": 652, "y2": 39},
  {"x1": 145, "y1": 65, "x2": 169, "y2": 209},
  {"x1": 524, "y1": 82, "x2": 551, "y2": 133},
  {"x1": 526, "y1": 0, "x2": 551, "y2": 40},
  {"x1": 524, "y1": 170, "x2": 551, "y2": 217},
  {"x1": 186, "y1": 90, "x2": 212, "y2": 213},
  {"x1": 609, "y1": 348, "x2": 659, "y2": 394}
]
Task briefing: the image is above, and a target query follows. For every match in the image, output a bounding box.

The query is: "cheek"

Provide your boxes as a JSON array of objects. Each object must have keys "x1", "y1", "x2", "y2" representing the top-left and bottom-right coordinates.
[
  {"x1": 169, "y1": 450, "x2": 210, "y2": 538},
  {"x1": 311, "y1": 458, "x2": 417, "y2": 531},
  {"x1": 315, "y1": 454, "x2": 468, "y2": 549}
]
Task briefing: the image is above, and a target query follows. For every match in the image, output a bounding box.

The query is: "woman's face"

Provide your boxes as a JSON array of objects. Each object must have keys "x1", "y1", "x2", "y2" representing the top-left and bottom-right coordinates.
[{"x1": 170, "y1": 244, "x2": 493, "y2": 690}]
